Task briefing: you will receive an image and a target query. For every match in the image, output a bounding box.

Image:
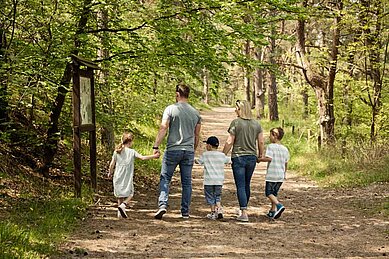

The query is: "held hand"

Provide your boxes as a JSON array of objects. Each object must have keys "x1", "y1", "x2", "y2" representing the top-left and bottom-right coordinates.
[
  {"x1": 154, "y1": 150, "x2": 161, "y2": 158},
  {"x1": 107, "y1": 172, "x2": 112, "y2": 178}
]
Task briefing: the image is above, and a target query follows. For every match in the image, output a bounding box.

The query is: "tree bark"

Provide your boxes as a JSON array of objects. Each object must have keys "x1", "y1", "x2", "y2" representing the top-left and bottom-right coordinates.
[
  {"x1": 244, "y1": 40, "x2": 251, "y2": 102},
  {"x1": 0, "y1": 27, "x2": 9, "y2": 129},
  {"x1": 203, "y1": 68, "x2": 209, "y2": 104},
  {"x1": 254, "y1": 47, "x2": 265, "y2": 119},
  {"x1": 268, "y1": 26, "x2": 278, "y2": 121}
]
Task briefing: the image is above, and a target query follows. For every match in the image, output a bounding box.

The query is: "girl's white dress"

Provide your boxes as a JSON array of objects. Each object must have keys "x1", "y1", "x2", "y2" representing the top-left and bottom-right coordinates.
[{"x1": 112, "y1": 147, "x2": 140, "y2": 198}]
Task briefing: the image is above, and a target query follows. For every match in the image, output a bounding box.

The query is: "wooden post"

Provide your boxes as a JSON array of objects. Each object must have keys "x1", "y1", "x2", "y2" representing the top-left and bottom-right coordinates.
[
  {"x1": 73, "y1": 127, "x2": 82, "y2": 198},
  {"x1": 72, "y1": 55, "x2": 99, "y2": 197}
]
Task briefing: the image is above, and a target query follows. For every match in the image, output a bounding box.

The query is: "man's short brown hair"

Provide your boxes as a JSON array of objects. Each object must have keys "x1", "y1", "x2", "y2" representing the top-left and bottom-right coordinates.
[{"x1": 176, "y1": 83, "x2": 190, "y2": 98}]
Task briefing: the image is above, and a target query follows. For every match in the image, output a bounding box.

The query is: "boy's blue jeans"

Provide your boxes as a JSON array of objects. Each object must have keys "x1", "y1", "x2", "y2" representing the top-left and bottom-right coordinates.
[
  {"x1": 231, "y1": 155, "x2": 257, "y2": 210},
  {"x1": 158, "y1": 150, "x2": 194, "y2": 215},
  {"x1": 204, "y1": 185, "x2": 222, "y2": 205}
]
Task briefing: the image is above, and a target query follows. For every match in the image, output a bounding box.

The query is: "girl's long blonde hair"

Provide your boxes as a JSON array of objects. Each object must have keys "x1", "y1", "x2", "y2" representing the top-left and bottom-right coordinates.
[
  {"x1": 115, "y1": 132, "x2": 134, "y2": 154},
  {"x1": 236, "y1": 100, "x2": 253, "y2": 119}
]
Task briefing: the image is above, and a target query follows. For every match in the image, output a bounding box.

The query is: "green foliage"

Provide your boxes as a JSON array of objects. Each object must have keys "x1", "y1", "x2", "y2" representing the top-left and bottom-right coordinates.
[
  {"x1": 0, "y1": 198, "x2": 87, "y2": 258},
  {"x1": 291, "y1": 141, "x2": 389, "y2": 187},
  {"x1": 0, "y1": 223, "x2": 40, "y2": 259}
]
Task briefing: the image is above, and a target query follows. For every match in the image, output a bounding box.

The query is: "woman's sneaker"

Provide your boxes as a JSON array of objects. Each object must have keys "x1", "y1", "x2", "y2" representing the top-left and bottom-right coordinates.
[
  {"x1": 236, "y1": 214, "x2": 249, "y2": 222},
  {"x1": 273, "y1": 204, "x2": 285, "y2": 219}
]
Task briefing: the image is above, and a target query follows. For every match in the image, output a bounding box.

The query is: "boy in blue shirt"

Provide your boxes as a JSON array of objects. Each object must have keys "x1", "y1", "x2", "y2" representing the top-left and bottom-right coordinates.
[{"x1": 196, "y1": 136, "x2": 231, "y2": 220}]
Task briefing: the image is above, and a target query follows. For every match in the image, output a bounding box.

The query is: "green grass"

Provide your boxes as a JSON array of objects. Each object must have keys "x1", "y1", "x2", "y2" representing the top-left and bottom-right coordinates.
[{"x1": 0, "y1": 195, "x2": 88, "y2": 258}]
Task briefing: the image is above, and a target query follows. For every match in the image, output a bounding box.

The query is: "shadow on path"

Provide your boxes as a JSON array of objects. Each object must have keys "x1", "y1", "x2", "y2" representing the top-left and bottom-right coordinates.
[{"x1": 60, "y1": 107, "x2": 389, "y2": 258}]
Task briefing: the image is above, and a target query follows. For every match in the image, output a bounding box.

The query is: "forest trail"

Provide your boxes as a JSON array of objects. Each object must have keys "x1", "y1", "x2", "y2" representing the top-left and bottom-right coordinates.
[{"x1": 60, "y1": 107, "x2": 389, "y2": 258}]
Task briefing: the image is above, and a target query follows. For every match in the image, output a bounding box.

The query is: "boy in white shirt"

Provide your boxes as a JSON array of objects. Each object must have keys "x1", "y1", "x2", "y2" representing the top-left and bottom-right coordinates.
[
  {"x1": 258, "y1": 127, "x2": 290, "y2": 219},
  {"x1": 196, "y1": 136, "x2": 231, "y2": 220}
]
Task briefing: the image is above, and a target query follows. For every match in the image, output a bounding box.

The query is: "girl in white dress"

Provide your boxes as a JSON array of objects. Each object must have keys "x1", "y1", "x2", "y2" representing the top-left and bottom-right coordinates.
[{"x1": 108, "y1": 132, "x2": 160, "y2": 218}]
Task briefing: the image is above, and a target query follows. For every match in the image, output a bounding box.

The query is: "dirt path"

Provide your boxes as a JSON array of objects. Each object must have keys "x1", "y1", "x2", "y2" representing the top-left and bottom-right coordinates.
[{"x1": 61, "y1": 107, "x2": 389, "y2": 258}]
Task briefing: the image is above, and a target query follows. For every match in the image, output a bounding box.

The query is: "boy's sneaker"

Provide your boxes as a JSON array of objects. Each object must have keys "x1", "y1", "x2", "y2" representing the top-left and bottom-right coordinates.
[
  {"x1": 181, "y1": 214, "x2": 190, "y2": 219},
  {"x1": 273, "y1": 204, "x2": 285, "y2": 219},
  {"x1": 266, "y1": 210, "x2": 275, "y2": 219},
  {"x1": 236, "y1": 214, "x2": 249, "y2": 222},
  {"x1": 117, "y1": 210, "x2": 122, "y2": 218},
  {"x1": 206, "y1": 212, "x2": 217, "y2": 220},
  {"x1": 118, "y1": 203, "x2": 128, "y2": 218},
  {"x1": 216, "y1": 207, "x2": 223, "y2": 219},
  {"x1": 154, "y1": 208, "x2": 167, "y2": 219}
]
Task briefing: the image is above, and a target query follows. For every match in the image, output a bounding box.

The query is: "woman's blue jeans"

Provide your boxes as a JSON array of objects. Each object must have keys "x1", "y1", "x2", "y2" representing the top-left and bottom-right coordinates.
[
  {"x1": 231, "y1": 155, "x2": 257, "y2": 210},
  {"x1": 158, "y1": 150, "x2": 194, "y2": 215}
]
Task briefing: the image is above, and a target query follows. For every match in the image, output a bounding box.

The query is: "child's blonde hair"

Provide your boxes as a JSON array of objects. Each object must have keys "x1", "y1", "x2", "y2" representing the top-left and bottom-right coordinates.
[{"x1": 115, "y1": 132, "x2": 134, "y2": 154}]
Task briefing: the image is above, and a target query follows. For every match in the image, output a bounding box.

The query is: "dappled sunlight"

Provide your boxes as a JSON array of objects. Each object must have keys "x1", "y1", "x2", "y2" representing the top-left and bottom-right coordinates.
[{"x1": 60, "y1": 107, "x2": 389, "y2": 258}]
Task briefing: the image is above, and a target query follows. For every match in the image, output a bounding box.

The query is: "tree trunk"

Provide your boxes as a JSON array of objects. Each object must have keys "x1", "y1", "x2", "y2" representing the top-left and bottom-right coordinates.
[
  {"x1": 268, "y1": 27, "x2": 278, "y2": 121},
  {"x1": 203, "y1": 68, "x2": 209, "y2": 104},
  {"x1": 295, "y1": 0, "x2": 340, "y2": 145},
  {"x1": 40, "y1": 0, "x2": 92, "y2": 176},
  {"x1": 98, "y1": 8, "x2": 115, "y2": 151},
  {"x1": 360, "y1": 0, "x2": 383, "y2": 142},
  {"x1": 254, "y1": 48, "x2": 265, "y2": 119},
  {"x1": 0, "y1": 13, "x2": 10, "y2": 129},
  {"x1": 244, "y1": 40, "x2": 251, "y2": 102},
  {"x1": 301, "y1": 85, "x2": 309, "y2": 118}
]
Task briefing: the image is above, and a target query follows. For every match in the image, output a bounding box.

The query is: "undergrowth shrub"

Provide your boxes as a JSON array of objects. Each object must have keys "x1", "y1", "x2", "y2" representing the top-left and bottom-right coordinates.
[{"x1": 290, "y1": 140, "x2": 389, "y2": 187}]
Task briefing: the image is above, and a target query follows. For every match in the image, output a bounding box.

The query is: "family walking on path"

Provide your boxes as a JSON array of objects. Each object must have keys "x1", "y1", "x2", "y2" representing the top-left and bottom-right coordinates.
[
  {"x1": 109, "y1": 83, "x2": 289, "y2": 222},
  {"x1": 64, "y1": 100, "x2": 389, "y2": 258}
]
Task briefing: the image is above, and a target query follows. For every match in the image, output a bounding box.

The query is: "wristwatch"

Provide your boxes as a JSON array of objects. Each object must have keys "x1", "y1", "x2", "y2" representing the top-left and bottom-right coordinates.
[{"x1": 152, "y1": 146, "x2": 159, "y2": 150}]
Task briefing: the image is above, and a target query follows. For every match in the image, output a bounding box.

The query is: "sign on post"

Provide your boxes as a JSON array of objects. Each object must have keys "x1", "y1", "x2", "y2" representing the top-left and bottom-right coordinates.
[{"x1": 72, "y1": 55, "x2": 99, "y2": 198}]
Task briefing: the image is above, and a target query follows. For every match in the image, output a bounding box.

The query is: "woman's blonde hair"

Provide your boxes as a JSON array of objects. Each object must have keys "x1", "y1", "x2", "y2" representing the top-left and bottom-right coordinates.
[
  {"x1": 115, "y1": 132, "x2": 134, "y2": 154},
  {"x1": 236, "y1": 100, "x2": 252, "y2": 119}
]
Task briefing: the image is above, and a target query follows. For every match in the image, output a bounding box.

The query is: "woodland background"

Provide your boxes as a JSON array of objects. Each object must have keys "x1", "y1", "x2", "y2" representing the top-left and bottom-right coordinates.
[{"x1": 0, "y1": 0, "x2": 388, "y2": 257}]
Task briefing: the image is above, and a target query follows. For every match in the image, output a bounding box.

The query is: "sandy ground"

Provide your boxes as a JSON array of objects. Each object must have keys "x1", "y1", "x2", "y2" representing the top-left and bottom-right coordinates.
[{"x1": 60, "y1": 107, "x2": 389, "y2": 258}]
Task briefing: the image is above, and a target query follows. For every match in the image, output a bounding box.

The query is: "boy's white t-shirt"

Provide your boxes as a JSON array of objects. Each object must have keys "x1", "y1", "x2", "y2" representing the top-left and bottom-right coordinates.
[
  {"x1": 197, "y1": 150, "x2": 231, "y2": 185},
  {"x1": 265, "y1": 143, "x2": 290, "y2": 182}
]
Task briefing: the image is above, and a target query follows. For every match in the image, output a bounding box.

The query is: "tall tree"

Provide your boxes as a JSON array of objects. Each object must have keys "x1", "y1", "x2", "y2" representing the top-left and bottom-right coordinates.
[
  {"x1": 358, "y1": 0, "x2": 384, "y2": 142},
  {"x1": 40, "y1": 0, "x2": 93, "y2": 175},
  {"x1": 295, "y1": 0, "x2": 342, "y2": 145},
  {"x1": 254, "y1": 47, "x2": 265, "y2": 119},
  {"x1": 268, "y1": 24, "x2": 279, "y2": 121}
]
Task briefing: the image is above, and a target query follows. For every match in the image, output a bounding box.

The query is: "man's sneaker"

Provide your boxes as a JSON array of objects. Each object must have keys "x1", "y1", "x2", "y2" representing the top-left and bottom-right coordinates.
[
  {"x1": 266, "y1": 210, "x2": 275, "y2": 219},
  {"x1": 273, "y1": 204, "x2": 285, "y2": 219},
  {"x1": 236, "y1": 214, "x2": 249, "y2": 222},
  {"x1": 154, "y1": 208, "x2": 167, "y2": 219},
  {"x1": 181, "y1": 214, "x2": 190, "y2": 219},
  {"x1": 118, "y1": 203, "x2": 128, "y2": 218},
  {"x1": 206, "y1": 212, "x2": 217, "y2": 220},
  {"x1": 216, "y1": 207, "x2": 223, "y2": 219}
]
